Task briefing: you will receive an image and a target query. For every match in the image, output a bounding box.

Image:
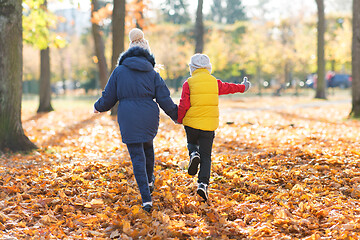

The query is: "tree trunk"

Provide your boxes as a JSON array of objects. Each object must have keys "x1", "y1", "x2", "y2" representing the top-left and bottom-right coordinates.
[
  {"x1": 256, "y1": 65, "x2": 262, "y2": 96},
  {"x1": 315, "y1": 0, "x2": 327, "y2": 99},
  {"x1": 331, "y1": 59, "x2": 335, "y2": 72},
  {"x1": 350, "y1": 0, "x2": 360, "y2": 118},
  {"x1": 0, "y1": 0, "x2": 37, "y2": 152},
  {"x1": 195, "y1": 0, "x2": 204, "y2": 53},
  {"x1": 37, "y1": 47, "x2": 54, "y2": 112},
  {"x1": 111, "y1": 0, "x2": 125, "y2": 72},
  {"x1": 135, "y1": 0, "x2": 144, "y2": 29},
  {"x1": 285, "y1": 61, "x2": 290, "y2": 86},
  {"x1": 60, "y1": 48, "x2": 66, "y2": 94},
  {"x1": 91, "y1": 0, "x2": 109, "y2": 90},
  {"x1": 110, "y1": 0, "x2": 126, "y2": 116},
  {"x1": 37, "y1": 0, "x2": 53, "y2": 112}
]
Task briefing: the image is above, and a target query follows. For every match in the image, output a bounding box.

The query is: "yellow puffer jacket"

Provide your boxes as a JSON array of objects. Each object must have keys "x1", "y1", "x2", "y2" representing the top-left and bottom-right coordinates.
[{"x1": 183, "y1": 69, "x2": 219, "y2": 131}]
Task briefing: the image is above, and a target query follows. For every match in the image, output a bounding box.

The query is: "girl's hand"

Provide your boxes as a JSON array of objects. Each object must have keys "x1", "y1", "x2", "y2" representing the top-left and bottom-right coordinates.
[{"x1": 241, "y1": 77, "x2": 251, "y2": 92}]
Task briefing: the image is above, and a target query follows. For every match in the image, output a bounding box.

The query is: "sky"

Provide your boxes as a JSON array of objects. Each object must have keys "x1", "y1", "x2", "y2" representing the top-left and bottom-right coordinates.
[
  {"x1": 48, "y1": 0, "x2": 351, "y2": 21},
  {"x1": 48, "y1": 0, "x2": 91, "y2": 11},
  {"x1": 49, "y1": 0, "x2": 316, "y2": 13}
]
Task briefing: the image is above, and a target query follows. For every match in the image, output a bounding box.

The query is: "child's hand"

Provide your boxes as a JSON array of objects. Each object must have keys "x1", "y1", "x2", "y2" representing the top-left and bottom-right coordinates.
[
  {"x1": 241, "y1": 77, "x2": 251, "y2": 92},
  {"x1": 94, "y1": 107, "x2": 100, "y2": 113}
]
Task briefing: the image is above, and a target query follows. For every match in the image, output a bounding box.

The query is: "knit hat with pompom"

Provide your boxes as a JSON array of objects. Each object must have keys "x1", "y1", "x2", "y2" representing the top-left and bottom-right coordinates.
[
  {"x1": 189, "y1": 53, "x2": 212, "y2": 75},
  {"x1": 129, "y1": 28, "x2": 151, "y2": 53}
]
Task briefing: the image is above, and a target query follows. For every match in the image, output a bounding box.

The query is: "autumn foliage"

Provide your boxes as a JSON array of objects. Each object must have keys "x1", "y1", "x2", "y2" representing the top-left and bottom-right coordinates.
[
  {"x1": 90, "y1": 0, "x2": 150, "y2": 29},
  {"x1": 1, "y1": 96, "x2": 360, "y2": 239}
]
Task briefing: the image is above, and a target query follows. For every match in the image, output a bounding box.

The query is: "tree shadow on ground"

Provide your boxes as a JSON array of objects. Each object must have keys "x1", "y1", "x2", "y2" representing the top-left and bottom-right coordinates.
[
  {"x1": 23, "y1": 112, "x2": 50, "y2": 123},
  {"x1": 41, "y1": 113, "x2": 103, "y2": 147},
  {"x1": 273, "y1": 110, "x2": 359, "y2": 127}
]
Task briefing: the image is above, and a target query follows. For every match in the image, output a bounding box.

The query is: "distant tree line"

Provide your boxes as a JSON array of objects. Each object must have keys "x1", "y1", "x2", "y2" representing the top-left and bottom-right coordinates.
[{"x1": 160, "y1": 0, "x2": 246, "y2": 25}]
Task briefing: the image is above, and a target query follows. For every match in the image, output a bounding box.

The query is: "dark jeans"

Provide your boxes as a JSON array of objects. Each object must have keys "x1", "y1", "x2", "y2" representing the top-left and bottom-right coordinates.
[
  {"x1": 185, "y1": 126, "x2": 215, "y2": 185},
  {"x1": 126, "y1": 140, "x2": 155, "y2": 204}
]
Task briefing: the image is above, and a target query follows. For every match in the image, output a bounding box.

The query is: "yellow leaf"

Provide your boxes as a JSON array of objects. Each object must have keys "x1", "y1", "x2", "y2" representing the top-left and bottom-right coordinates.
[
  {"x1": 123, "y1": 220, "x2": 131, "y2": 235},
  {"x1": 291, "y1": 184, "x2": 304, "y2": 193},
  {"x1": 110, "y1": 229, "x2": 120, "y2": 238},
  {"x1": 90, "y1": 198, "x2": 104, "y2": 207},
  {"x1": 131, "y1": 205, "x2": 141, "y2": 215},
  {"x1": 59, "y1": 190, "x2": 67, "y2": 199},
  {"x1": 207, "y1": 212, "x2": 218, "y2": 223}
]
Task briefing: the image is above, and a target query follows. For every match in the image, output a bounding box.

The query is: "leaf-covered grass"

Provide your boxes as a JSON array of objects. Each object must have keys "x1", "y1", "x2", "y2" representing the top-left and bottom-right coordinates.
[{"x1": 1, "y1": 95, "x2": 360, "y2": 239}]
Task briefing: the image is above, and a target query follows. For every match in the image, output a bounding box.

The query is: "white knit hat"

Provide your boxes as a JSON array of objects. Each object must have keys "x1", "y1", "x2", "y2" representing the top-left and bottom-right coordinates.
[
  {"x1": 129, "y1": 28, "x2": 151, "y2": 53},
  {"x1": 189, "y1": 53, "x2": 212, "y2": 75}
]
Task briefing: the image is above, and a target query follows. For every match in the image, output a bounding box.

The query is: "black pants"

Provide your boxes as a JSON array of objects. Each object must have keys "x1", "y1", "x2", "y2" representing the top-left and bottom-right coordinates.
[
  {"x1": 126, "y1": 140, "x2": 154, "y2": 204},
  {"x1": 185, "y1": 126, "x2": 215, "y2": 185}
]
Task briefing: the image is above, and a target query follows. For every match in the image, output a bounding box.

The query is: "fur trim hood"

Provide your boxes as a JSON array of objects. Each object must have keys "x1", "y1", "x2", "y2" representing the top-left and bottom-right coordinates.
[{"x1": 118, "y1": 47, "x2": 155, "y2": 68}]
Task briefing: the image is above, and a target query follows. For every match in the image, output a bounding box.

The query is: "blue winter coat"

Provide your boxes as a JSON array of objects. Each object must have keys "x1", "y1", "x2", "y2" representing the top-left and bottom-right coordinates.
[{"x1": 94, "y1": 47, "x2": 178, "y2": 144}]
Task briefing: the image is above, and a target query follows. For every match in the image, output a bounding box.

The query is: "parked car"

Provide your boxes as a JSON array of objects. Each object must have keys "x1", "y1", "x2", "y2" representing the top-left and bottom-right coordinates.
[
  {"x1": 328, "y1": 74, "x2": 352, "y2": 88},
  {"x1": 305, "y1": 73, "x2": 351, "y2": 89}
]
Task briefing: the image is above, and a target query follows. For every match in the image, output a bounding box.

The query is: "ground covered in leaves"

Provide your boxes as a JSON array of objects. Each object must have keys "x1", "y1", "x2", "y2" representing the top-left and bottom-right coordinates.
[{"x1": 1, "y1": 94, "x2": 360, "y2": 239}]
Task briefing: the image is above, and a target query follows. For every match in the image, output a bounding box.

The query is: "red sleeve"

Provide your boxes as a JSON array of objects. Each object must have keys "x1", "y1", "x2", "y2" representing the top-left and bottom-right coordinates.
[
  {"x1": 217, "y1": 79, "x2": 245, "y2": 95},
  {"x1": 177, "y1": 81, "x2": 190, "y2": 124}
]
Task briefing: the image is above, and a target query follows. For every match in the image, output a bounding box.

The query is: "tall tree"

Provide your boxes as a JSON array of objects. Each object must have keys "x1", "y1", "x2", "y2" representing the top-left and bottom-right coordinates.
[
  {"x1": 110, "y1": 0, "x2": 126, "y2": 116},
  {"x1": 0, "y1": 0, "x2": 37, "y2": 152},
  {"x1": 135, "y1": 0, "x2": 144, "y2": 29},
  {"x1": 239, "y1": 23, "x2": 276, "y2": 96},
  {"x1": 350, "y1": 0, "x2": 360, "y2": 118},
  {"x1": 209, "y1": 0, "x2": 246, "y2": 24},
  {"x1": 326, "y1": 16, "x2": 352, "y2": 73},
  {"x1": 160, "y1": 0, "x2": 190, "y2": 24},
  {"x1": 23, "y1": 0, "x2": 60, "y2": 112},
  {"x1": 38, "y1": 46, "x2": 53, "y2": 112},
  {"x1": 91, "y1": 0, "x2": 109, "y2": 89},
  {"x1": 127, "y1": 0, "x2": 149, "y2": 29},
  {"x1": 225, "y1": 0, "x2": 246, "y2": 24},
  {"x1": 315, "y1": 0, "x2": 326, "y2": 99},
  {"x1": 111, "y1": 0, "x2": 125, "y2": 72},
  {"x1": 210, "y1": 0, "x2": 224, "y2": 23},
  {"x1": 37, "y1": 0, "x2": 53, "y2": 112},
  {"x1": 195, "y1": 0, "x2": 204, "y2": 53},
  {"x1": 278, "y1": 19, "x2": 296, "y2": 92}
]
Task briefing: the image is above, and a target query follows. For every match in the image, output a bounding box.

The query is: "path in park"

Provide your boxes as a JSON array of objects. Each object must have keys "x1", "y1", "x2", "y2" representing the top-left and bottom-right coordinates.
[{"x1": 221, "y1": 98, "x2": 351, "y2": 113}]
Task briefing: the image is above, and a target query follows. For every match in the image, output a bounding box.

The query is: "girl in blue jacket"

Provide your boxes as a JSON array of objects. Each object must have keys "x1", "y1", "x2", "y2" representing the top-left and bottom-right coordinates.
[{"x1": 94, "y1": 28, "x2": 178, "y2": 212}]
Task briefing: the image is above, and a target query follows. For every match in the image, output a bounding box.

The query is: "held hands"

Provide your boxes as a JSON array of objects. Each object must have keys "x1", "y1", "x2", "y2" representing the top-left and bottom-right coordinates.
[{"x1": 241, "y1": 76, "x2": 251, "y2": 92}]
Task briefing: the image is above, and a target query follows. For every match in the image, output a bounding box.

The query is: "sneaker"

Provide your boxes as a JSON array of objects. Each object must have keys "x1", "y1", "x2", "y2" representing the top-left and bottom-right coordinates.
[
  {"x1": 188, "y1": 152, "x2": 200, "y2": 176},
  {"x1": 142, "y1": 202, "x2": 152, "y2": 213},
  {"x1": 197, "y1": 183, "x2": 208, "y2": 201}
]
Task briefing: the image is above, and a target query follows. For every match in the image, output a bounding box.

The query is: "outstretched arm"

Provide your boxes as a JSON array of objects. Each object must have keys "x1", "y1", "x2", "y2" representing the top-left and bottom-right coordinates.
[{"x1": 218, "y1": 77, "x2": 251, "y2": 95}]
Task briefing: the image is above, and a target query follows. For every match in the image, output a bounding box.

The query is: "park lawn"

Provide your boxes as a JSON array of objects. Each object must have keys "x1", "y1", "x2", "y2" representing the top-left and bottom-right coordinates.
[{"x1": 1, "y1": 95, "x2": 360, "y2": 239}]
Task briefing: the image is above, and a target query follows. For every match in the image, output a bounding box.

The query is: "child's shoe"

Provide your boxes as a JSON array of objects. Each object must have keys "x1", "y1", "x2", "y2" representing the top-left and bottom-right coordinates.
[
  {"x1": 188, "y1": 152, "x2": 200, "y2": 176},
  {"x1": 142, "y1": 202, "x2": 152, "y2": 213},
  {"x1": 197, "y1": 183, "x2": 208, "y2": 201}
]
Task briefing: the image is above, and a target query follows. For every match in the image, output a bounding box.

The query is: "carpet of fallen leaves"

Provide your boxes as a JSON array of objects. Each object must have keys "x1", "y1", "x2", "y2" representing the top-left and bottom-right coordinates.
[{"x1": 1, "y1": 95, "x2": 360, "y2": 239}]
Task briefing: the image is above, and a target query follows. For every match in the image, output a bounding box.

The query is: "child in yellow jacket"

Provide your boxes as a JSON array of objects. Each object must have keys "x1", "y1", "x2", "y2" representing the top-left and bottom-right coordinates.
[{"x1": 178, "y1": 53, "x2": 251, "y2": 201}]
